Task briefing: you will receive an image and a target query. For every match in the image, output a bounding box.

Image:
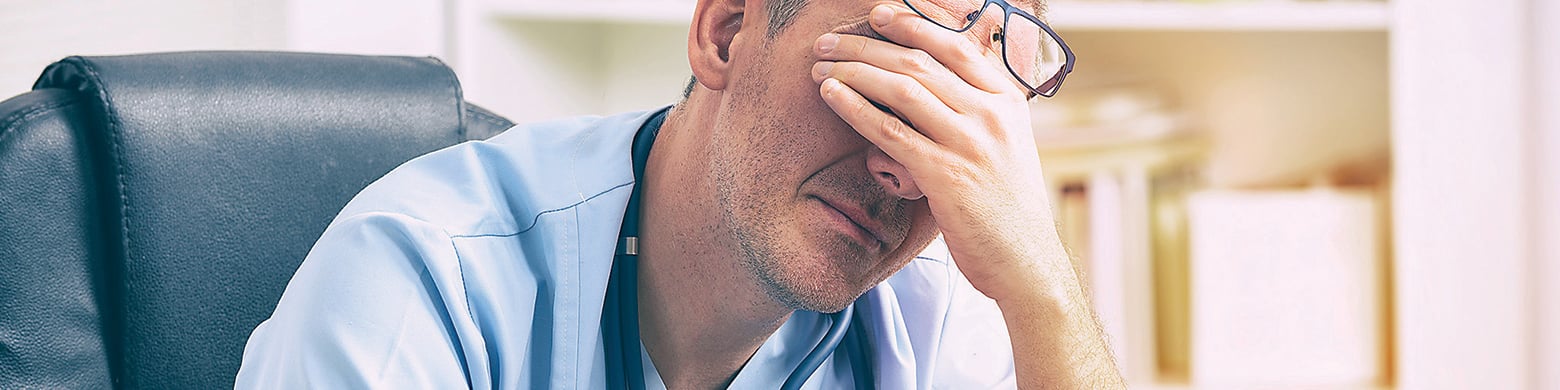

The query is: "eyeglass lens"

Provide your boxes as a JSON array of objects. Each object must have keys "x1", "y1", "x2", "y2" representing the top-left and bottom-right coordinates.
[{"x1": 902, "y1": 0, "x2": 1069, "y2": 97}]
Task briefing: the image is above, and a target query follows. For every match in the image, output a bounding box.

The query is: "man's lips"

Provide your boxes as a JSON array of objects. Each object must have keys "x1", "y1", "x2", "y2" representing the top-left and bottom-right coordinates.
[{"x1": 810, "y1": 195, "x2": 888, "y2": 252}]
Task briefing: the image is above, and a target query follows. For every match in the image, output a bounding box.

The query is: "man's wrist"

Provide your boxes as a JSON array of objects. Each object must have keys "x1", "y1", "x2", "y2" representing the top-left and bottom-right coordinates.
[{"x1": 966, "y1": 236, "x2": 1079, "y2": 305}]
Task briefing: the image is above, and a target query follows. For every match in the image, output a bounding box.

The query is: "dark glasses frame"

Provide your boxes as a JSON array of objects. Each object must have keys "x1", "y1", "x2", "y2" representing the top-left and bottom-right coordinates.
[{"x1": 902, "y1": 0, "x2": 1076, "y2": 99}]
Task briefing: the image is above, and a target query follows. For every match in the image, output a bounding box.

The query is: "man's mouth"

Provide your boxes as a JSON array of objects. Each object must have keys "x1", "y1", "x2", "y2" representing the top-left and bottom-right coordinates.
[{"x1": 810, "y1": 195, "x2": 888, "y2": 253}]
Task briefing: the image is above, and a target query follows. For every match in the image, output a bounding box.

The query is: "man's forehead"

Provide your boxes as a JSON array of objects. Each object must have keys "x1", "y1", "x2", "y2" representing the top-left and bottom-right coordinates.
[{"x1": 828, "y1": 0, "x2": 1049, "y2": 43}]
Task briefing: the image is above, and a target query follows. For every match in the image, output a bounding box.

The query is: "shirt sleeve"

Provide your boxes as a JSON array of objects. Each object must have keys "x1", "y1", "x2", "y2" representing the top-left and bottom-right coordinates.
[
  {"x1": 234, "y1": 212, "x2": 481, "y2": 389},
  {"x1": 930, "y1": 266, "x2": 1018, "y2": 389}
]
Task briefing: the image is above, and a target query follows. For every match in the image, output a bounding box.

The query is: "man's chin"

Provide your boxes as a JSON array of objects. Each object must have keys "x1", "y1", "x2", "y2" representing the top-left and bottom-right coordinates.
[
  {"x1": 775, "y1": 272, "x2": 878, "y2": 314},
  {"x1": 749, "y1": 233, "x2": 886, "y2": 313},
  {"x1": 800, "y1": 300, "x2": 856, "y2": 315},
  {"x1": 786, "y1": 290, "x2": 861, "y2": 314}
]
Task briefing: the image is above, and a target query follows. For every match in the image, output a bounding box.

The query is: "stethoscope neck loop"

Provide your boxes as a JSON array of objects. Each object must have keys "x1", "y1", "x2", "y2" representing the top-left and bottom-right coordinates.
[
  {"x1": 780, "y1": 305, "x2": 856, "y2": 390},
  {"x1": 603, "y1": 109, "x2": 665, "y2": 390},
  {"x1": 604, "y1": 108, "x2": 873, "y2": 389}
]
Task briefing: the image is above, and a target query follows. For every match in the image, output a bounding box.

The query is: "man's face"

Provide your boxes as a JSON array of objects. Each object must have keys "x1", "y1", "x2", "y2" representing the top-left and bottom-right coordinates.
[{"x1": 703, "y1": 0, "x2": 1032, "y2": 312}]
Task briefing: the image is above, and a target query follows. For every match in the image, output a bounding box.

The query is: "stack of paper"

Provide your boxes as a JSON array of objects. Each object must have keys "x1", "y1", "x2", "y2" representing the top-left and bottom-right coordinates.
[{"x1": 1186, "y1": 189, "x2": 1382, "y2": 387}]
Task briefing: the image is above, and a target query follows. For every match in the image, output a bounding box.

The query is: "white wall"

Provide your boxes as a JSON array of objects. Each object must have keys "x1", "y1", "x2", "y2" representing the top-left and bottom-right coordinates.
[
  {"x1": 599, "y1": 23, "x2": 692, "y2": 115},
  {"x1": 0, "y1": 0, "x2": 287, "y2": 94},
  {"x1": 284, "y1": 0, "x2": 447, "y2": 57},
  {"x1": 0, "y1": 0, "x2": 449, "y2": 96},
  {"x1": 1392, "y1": 0, "x2": 1534, "y2": 388},
  {"x1": 1536, "y1": 0, "x2": 1560, "y2": 387}
]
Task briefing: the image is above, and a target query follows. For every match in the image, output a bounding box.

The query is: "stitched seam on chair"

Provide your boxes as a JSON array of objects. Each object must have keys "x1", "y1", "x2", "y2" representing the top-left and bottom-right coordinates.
[
  {"x1": 427, "y1": 56, "x2": 467, "y2": 142},
  {"x1": 0, "y1": 98, "x2": 81, "y2": 148},
  {"x1": 448, "y1": 181, "x2": 633, "y2": 239},
  {"x1": 466, "y1": 109, "x2": 510, "y2": 138},
  {"x1": 475, "y1": 109, "x2": 509, "y2": 128},
  {"x1": 70, "y1": 57, "x2": 134, "y2": 386},
  {"x1": 76, "y1": 59, "x2": 134, "y2": 286}
]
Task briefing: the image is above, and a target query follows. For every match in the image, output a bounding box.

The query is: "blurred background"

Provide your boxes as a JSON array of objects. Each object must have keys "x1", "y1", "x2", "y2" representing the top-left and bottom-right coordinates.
[{"x1": 2, "y1": 0, "x2": 1556, "y2": 388}]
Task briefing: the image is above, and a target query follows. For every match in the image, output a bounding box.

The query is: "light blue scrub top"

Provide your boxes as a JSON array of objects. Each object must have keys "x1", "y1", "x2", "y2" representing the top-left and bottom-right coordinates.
[{"x1": 235, "y1": 107, "x2": 1017, "y2": 389}]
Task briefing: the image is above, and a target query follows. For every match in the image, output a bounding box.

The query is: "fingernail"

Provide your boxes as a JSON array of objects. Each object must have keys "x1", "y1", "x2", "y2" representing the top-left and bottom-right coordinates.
[
  {"x1": 813, "y1": 62, "x2": 835, "y2": 79},
  {"x1": 871, "y1": 5, "x2": 893, "y2": 26},
  {"x1": 822, "y1": 78, "x2": 844, "y2": 97},
  {"x1": 816, "y1": 33, "x2": 838, "y2": 54}
]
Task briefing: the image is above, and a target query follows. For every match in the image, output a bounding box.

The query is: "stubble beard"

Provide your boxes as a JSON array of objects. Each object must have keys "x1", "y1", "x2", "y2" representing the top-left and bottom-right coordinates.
[
  {"x1": 708, "y1": 47, "x2": 900, "y2": 314},
  {"x1": 710, "y1": 124, "x2": 862, "y2": 314},
  {"x1": 709, "y1": 94, "x2": 866, "y2": 313}
]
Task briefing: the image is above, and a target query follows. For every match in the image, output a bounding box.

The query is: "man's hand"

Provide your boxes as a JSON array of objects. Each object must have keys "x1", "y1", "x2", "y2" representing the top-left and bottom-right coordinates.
[{"x1": 811, "y1": 4, "x2": 1125, "y2": 388}]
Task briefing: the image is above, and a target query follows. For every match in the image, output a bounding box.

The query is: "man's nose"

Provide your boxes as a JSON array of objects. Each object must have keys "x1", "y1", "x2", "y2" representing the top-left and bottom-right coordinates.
[{"x1": 866, "y1": 147, "x2": 923, "y2": 200}]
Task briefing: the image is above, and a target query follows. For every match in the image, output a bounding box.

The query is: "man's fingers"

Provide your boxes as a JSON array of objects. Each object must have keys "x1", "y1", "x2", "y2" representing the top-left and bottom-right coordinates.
[
  {"x1": 865, "y1": 4, "x2": 1014, "y2": 97},
  {"x1": 819, "y1": 78, "x2": 945, "y2": 175},
  {"x1": 815, "y1": 33, "x2": 984, "y2": 115},
  {"x1": 812, "y1": 60, "x2": 972, "y2": 146}
]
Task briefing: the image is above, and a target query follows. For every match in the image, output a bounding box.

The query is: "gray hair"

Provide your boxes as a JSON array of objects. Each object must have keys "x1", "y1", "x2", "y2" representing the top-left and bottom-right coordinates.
[{"x1": 765, "y1": 0, "x2": 810, "y2": 37}]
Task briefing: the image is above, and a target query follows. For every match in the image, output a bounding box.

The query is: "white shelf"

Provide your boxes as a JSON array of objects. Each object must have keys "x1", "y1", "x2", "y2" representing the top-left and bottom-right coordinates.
[
  {"x1": 1134, "y1": 383, "x2": 1389, "y2": 390},
  {"x1": 1048, "y1": 1, "x2": 1390, "y2": 31},
  {"x1": 487, "y1": 0, "x2": 694, "y2": 25},
  {"x1": 489, "y1": 1, "x2": 1390, "y2": 31}
]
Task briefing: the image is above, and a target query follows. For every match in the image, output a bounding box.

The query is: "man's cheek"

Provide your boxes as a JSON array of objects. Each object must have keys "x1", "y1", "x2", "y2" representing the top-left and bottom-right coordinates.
[{"x1": 1000, "y1": 27, "x2": 1045, "y2": 76}]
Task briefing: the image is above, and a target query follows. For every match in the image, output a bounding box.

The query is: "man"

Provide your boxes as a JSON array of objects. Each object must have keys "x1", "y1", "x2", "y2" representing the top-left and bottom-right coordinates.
[{"x1": 236, "y1": 0, "x2": 1122, "y2": 388}]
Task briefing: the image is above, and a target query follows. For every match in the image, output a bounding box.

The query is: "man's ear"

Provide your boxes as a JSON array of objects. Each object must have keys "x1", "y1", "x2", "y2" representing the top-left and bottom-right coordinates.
[{"x1": 687, "y1": 0, "x2": 746, "y2": 92}]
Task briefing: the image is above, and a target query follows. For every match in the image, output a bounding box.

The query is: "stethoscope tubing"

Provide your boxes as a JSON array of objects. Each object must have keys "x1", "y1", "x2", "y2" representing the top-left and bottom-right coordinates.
[
  {"x1": 780, "y1": 305, "x2": 855, "y2": 390},
  {"x1": 605, "y1": 109, "x2": 872, "y2": 390}
]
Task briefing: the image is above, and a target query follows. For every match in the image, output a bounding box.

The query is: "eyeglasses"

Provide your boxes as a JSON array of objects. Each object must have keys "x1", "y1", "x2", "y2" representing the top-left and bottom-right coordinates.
[{"x1": 902, "y1": 0, "x2": 1075, "y2": 99}]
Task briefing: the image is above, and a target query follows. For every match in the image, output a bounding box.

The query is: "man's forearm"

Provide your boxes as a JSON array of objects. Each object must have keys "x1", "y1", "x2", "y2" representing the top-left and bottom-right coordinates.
[{"x1": 995, "y1": 254, "x2": 1126, "y2": 389}]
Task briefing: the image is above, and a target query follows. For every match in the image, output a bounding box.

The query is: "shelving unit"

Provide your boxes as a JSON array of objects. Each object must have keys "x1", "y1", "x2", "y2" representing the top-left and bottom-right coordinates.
[
  {"x1": 462, "y1": 0, "x2": 1395, "y2": 121},
  {"x1": 1048, "y1": 1, "x2": 1389, "y2": 31},
  {"x1": 1035, "y1": 2, "x2": 1391, "y2": 384},
  {"x1": 487, "y1": 1, "x2": 1391, "y2": 31},
  {"x1": 487, "y1": 0, "x2": 693, "y2": 24}
]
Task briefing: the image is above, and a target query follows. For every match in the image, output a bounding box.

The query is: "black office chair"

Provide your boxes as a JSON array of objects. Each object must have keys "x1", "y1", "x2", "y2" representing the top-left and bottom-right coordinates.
[{"x1": 0, "y1": 51, "x2": 514, "y2": 389}]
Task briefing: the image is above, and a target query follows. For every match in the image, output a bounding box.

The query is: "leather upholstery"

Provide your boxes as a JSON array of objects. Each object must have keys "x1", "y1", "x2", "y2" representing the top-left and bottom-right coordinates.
[
  {"x1": 0, "y1": 88, "x2": 116, "y2": 389},
  {"x1": 0, "y1": 52, "x2": 514, "y2": 389}
]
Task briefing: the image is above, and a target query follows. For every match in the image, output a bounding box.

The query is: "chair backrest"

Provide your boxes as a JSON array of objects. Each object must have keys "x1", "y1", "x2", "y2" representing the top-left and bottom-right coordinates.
[{"x1": 0, "y1": 51, "x2": 513, "y2": 389}]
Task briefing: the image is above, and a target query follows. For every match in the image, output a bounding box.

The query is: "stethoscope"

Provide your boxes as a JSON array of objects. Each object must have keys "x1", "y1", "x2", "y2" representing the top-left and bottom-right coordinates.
[{"x1": 602, "y1": 108, "x2": 875, "y2": 389}]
